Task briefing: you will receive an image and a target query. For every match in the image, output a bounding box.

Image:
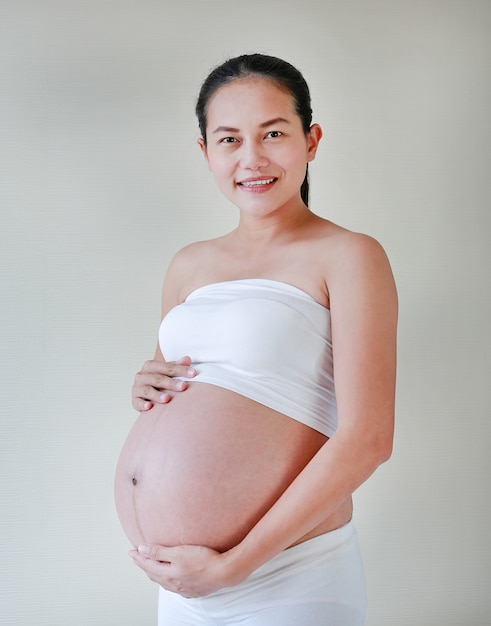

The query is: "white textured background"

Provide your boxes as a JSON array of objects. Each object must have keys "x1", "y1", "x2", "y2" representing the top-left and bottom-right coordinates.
[{"x1": 1, "y1": 1, "x2": 490, "y2": 624}]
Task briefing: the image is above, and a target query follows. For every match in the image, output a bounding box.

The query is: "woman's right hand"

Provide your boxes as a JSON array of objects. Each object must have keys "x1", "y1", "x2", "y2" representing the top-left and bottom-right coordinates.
[{"x1": 132, "y1": 356, "x2": 197, "y2": 411}]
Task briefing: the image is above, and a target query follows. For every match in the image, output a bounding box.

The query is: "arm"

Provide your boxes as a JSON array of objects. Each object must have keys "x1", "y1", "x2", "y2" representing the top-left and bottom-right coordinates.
[
  {"x1": 131, "y1": 247, "x2": 201, "y2": 411},
  {"x1": 226, "y1": 234, "x2": 397, "y2": 573},
  {"x1": 131, "y1": 234, "x2": 397, "y2": 596}
]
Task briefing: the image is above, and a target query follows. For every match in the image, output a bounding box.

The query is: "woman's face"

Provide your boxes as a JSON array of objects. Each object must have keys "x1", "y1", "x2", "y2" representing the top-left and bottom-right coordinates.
[{"x1": 198, "y1": 78, "x2": 321, "y2": 217}]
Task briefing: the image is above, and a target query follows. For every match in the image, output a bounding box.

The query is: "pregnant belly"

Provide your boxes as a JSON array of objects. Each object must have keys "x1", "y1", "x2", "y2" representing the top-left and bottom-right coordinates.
[{"x1": 114, "y1": 382, "x2": 327, "y2": 552}]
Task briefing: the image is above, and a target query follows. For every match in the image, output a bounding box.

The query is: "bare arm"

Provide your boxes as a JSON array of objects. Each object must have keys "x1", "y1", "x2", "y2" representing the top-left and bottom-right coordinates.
[
  {"x1": 208, "y1": 234, "x2": 397, "y2": 576},
  {"x1": 131, "y1": 248, "x2": 199, "y2": 411}
]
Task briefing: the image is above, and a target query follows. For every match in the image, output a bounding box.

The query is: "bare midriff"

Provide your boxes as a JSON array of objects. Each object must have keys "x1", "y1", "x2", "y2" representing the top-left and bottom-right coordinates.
[{"x1": 114, "y1": 382, "x2": 352, "y2": 552}]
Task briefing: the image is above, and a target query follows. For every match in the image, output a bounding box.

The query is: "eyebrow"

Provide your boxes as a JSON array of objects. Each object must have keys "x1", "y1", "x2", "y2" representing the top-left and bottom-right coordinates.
[{"x1": 212, "y1": 117, "x2": 291, "y2": 134}]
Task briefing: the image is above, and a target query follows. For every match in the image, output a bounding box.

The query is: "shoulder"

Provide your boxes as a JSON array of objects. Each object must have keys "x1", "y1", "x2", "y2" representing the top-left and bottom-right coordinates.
[
  {"x1": 312, "y1": 220, "x2": 397, "y2": 310},
  {"x1": 328, "y1": 230, "x2": 398, "y2": 328},
  {"x1": 169, "y1": 239, "x2": 215, "y2": 271},
  {"x1": 161, "y1": 237, "x2": 226, "y2": 313},
  {"x1": 308, "y1": 218, "x2": 393, "y2": 283},
  {"x1": 330, "y1": 228, "x2": 391, "y2": 271},
  {"x1": 168, "y1": 236, "x2": 229, "y2": 280},
  {"x1": 307, "y1": 216, "x2": 390, "y2": 274}
]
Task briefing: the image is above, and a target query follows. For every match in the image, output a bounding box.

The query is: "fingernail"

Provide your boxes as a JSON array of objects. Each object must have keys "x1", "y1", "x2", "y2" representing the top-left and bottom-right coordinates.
[
  {"x1": 186, "y1": 368, "x2": 196, "y2": 376},
  {"x1": 138, "y1": 544, "x2": 150, "y2": 556},
  {"x1": 159, "y1": 393, "x2": 170, "y2": 403}
]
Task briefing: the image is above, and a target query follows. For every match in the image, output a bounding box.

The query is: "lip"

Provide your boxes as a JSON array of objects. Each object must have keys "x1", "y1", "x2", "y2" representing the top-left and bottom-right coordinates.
[{"x1": 236, "y1": 176, "x2": 278, "y2": 192}]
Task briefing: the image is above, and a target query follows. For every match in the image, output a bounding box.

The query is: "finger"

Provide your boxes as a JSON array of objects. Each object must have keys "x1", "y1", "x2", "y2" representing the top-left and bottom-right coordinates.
[
  {"x1": 132, "y1": 394, "x2": 171, "y2": 411},
  {"x1": 133, "y1": 399, "x2": 154, "y2": 412},
  {"x1": 129, "y1": 550, "x2": 166, "y2": 573},
  {"x1": 159, "y1": 363, "x2": 197, "y2": 380},
  {"x1": 132, "y1": 381, "x2": 172, "y2": 407},
  {"x1": 130, "y1": 551, "x2": 181, "y2": 583},
  {"x1": 137, "y1": 543, "x2": 175, "y2": 562},
  {"x1": 135, "y1": 370, "x2": 196, "y2": 391},
  {"x1": 150, "y1": 375, "x2": 191, "y2": 392},
  {"x1": 140, "y1": 359, "x2": 167, "y2": 373},
  {"x1": 140, "y1": 358, "x2": 196, "y2": 379},
  {"x1": 129, "y1": 551, "x2": 171, "y2": 584},
  {"x1": 176, "y1": 356, "x2": 192, "y2": 366}
]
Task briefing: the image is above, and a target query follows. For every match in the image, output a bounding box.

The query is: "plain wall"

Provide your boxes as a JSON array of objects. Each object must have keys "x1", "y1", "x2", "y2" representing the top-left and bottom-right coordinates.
[{"x1": 1, "y1": 1, "x2": 490, "y2": 624}]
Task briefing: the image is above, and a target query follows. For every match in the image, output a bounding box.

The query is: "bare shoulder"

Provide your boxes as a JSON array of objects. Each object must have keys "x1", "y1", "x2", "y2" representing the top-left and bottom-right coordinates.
[
  {"x1": 313, "y1": 218, "x2": 382, "y2": 257},
  {"x1": 316, "y1": 221, "x2": 391, "y2": 275},
  {"x1": 168, "y1": 238, "x2": 216, "y2": 271},
  {"x1": 318, "y1": 223, "x2": 398, "y2": 312},
  {"x1": 161, "y1": 237, "x2": 225, "y2": 313}
]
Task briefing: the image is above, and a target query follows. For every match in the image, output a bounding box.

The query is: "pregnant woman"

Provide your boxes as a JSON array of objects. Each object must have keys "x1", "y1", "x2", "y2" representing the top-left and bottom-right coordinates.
[{"x1": 114, "y1": 53, "x2": 397, "y2": 626}]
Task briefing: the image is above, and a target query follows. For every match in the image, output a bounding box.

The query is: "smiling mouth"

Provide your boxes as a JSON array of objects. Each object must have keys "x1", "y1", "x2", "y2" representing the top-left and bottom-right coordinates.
[{"x1": 237, "y1": 177, "x2": 277, "y2": 188}]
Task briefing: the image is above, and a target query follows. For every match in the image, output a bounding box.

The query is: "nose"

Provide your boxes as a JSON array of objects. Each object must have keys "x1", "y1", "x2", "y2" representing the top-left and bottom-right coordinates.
[{"x1": 239, "y1": 140, "x2": 269, "y2": 170}]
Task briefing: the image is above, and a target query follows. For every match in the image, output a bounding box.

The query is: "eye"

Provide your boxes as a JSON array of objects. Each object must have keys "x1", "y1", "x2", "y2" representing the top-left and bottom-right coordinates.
[
  {"x1": 220, "y1": 137, "x2": 238, "y2": 144},
  {"x1": 266, "y1": 131, "x2": 283, "y2": 139}
]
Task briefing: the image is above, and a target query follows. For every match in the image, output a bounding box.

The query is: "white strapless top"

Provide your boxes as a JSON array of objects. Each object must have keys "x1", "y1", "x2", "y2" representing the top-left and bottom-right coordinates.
[{"x1": 159, "y1": 279, "x2": 337, "y2": 437}]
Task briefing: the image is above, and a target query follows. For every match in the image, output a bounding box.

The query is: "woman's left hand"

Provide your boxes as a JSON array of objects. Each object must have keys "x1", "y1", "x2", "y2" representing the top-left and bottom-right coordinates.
[{"x1": 129, "y1": 543, "x2": 243, "y2": 598}]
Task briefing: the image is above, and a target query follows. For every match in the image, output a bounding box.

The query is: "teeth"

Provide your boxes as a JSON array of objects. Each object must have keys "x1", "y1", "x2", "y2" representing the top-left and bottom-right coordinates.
[{"x1": 240, "y1": 178, "x2": 275, "y2": 187}]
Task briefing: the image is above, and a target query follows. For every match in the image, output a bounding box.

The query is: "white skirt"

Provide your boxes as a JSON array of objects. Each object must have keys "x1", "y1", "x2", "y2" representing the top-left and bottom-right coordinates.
[{"x1": 158, "y1": 520, "x2": 367, "y2": 625}]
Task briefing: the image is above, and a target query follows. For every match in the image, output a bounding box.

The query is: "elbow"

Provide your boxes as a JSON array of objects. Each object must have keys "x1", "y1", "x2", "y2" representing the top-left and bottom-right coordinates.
[
  {"x1": 361, "y1": 436, "x2": 392, "y2": 478},
  {"x1": 377, "y1": 438, "x2": 393, "y2": 464},
  {"x1": 372, "y1": 422, "x2": 394, "y2": 465}
]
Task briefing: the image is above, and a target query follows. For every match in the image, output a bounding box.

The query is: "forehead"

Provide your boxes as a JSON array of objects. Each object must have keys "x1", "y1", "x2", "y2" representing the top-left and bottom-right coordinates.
[{"x1": 206, "y1": 77, "x2": 297, "y2": 127}]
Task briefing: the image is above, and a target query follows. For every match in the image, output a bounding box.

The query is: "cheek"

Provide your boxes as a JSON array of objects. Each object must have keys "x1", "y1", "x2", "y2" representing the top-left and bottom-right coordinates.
[
  {"x1": 277, "y1": 140, "x2": 309, "y2": 169},
  {"x1": 207, "y1": 159, "x2": 236, "y2": 194},
  {"x1": 207, "y1": 153, "x2": 230, "y2": 176},
  {"x1": 282, "y1": 150, "x2": 309, "y2": 181}
]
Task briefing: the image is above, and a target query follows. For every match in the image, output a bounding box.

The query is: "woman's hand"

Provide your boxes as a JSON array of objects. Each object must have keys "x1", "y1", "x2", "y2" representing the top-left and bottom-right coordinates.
[
  {"x1": 129, "y1": 543, "x2": 246, "y2": 598},
  {"x1": 132, "y1": 356, "x2": 197, "y2": 411}
]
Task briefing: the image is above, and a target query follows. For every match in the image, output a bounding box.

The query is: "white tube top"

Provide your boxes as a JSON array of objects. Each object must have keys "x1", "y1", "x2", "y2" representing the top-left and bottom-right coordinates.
[{"x1": 159, "y1": 279, "x2": 337, "y2": 437}]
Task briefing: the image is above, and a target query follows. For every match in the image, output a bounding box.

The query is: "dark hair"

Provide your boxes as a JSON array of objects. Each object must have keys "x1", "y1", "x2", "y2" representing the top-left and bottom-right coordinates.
[{"x1": 196, "y1": 53, "x2": 313, "y2": 206}]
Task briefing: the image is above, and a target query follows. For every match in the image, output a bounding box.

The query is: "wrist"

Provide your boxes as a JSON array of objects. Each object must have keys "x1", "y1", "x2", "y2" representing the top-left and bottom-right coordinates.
[
  {"x1": 219, "y1": 535, "x2": 270, "y2": 588},
  {"x1": 217, "y1": 543, "x2": 256, "y2": 588}
]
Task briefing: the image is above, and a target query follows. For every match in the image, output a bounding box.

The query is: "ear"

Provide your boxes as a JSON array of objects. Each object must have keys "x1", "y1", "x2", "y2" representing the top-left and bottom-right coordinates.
[
  {"x1": 306, "y1": 123, "x2": 322, "y2": 162},
  {"x1": 197, "y1": 137, "x2": 208, "y2": 161}
]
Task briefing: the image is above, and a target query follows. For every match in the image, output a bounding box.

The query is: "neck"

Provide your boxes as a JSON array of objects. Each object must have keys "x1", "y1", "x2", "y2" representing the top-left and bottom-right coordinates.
[{"x1": 235, "y1": 201, "x2": 312, "y2": 245}]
